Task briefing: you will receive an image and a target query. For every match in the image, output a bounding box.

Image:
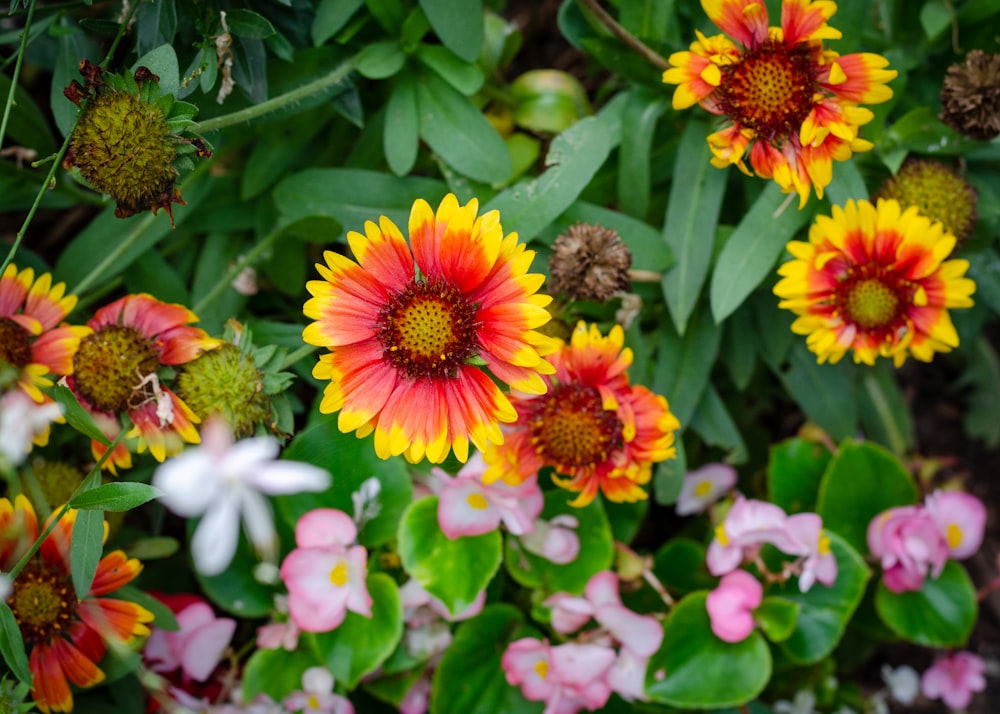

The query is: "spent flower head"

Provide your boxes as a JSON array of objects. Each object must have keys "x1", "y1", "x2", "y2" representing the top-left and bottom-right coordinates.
[
  {"x1": 548, "y1": 223, "x2": 632, "y2": 302},
  {"x1": 939, "y1": 50, "x2": 1000, "y2": 140}
]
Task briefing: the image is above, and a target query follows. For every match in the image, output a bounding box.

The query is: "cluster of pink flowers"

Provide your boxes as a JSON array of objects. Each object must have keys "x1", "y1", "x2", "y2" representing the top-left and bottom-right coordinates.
[
  {"x1": 707, "y1": 496, "x2": 837, "y2": 593},
  {"x1": 502, "y1": 571, "x2": 663, "y2": 712},
  {"x1": 867, "y1": 490, "x2": 985, "y2": 593},
  {"x1": 921, "y1": 651, "x2": 987, "y2": 709}
]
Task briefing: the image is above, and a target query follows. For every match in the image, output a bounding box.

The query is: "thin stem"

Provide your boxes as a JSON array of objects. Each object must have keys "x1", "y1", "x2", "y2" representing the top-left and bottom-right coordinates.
[
  {"x1": 189, "y1": 58, "x2": 356, "y2": 134},
  {"x1": 575, "y1": 0, "x2": 670, "y2": 71},
  {"x1": 280, "y1": 343, "x2": 318, "y2": 371},
  {"x1": 192, "y1": 227, "x2": 283, "y2": 316},
  {"x1": 0, "y1": 0, "x2": 37, "y2": 153}
]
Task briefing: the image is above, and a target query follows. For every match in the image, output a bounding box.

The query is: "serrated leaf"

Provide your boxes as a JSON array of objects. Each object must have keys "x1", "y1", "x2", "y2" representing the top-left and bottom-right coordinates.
[
  {"x1": 70, "y1": 509, "x2": 105, "y2": 599},
  {"x1": 69, "y1": 482, "x2": 161, "y2": 512}
]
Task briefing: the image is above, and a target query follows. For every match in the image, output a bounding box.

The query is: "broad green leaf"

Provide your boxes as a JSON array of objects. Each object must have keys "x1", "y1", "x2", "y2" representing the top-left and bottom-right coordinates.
[
  {"x1": 431, "y1": 605, "x2": 543, "y2": 714},
  {"x1": 505, "y1": 491, "x2": 614, "y2": 595},
  {"x1": 277, "y1": 419, "x2": 412, "y2": 549},
  {"x1": 69, "y1": 482, "x2": 161, "y2": 512},
  {"x1": 313, "y1": 0, "x2": 365, "y2": 45},
  {"x1": 416, "y1": 70, "x2": 511, "y2": 183},
  {"x1": 646, "y1": 591, "x2": 770, "y2": 708},
  {"x1": 132, "y1": 44, "x2": 180, "y2": 97},
  {"x1": 510, "y1": 69, "x2": 590, "y2": 134},
  {"x1": 0, "y1": 72, "x2": 56, "y2": 154},
  {"x1": 0, "y1": 603, "x2": 31, "y2": 685},
  {"x1": 775, "y1": 344, "x2": 858, "y2": 442},
  {"x1": 125, "y1": 250, "x2": 189, "y2": 304},
  {"x1": 710, "y1": 184, "x2": 811, "y2": 323},
  {"x1": 224, "y1": 9, "x2": 277, "y2": 39},
  {"x1": 51, "y1": 23, "x2": 95, "y2": 137},
  {"x1": 875, "y1": 560, "x2": 977, "y2": 647},
  {"x1": 767, "y1": 437, "x2": 831, "y2": 515},
  {"x1": 243, "y1": 648, "x2": 318, "y2": 702},
  {"x1": 752, "y1": 289, "x2": 795, "y2": 369},
  {"x1": 617, "y1": 87, "x2": 667, "y2": 219},
  {"x1": 356, "y1": 41, "x2": 407, "y2": 79},
  {"x1": 308, "y1": 573, "x2": 403, "y2": 688},
  {"x1": 653, "y1": 307, "x2": 722, "y2": 429},
  {"x1": 417, "y1": 44, "x2": 484, "y2": 95},
  {"x1": 195, "y1": 525, "x2": 274, "y2": 617},
  {"x1": 689, "y1": 385, "x2": 748, "y2": 464},
  {"x1": 52, "y1": 385, "x2": 111, "y2": 445},
  {"x1": 857, "y1": 364, "x2": 915, "y2": 456},
  {"x1": 114, "y1": 585, "x2": 179, "y2": 631},
  {"x1": 719, "y1": 303, "x2": 757, "y2": 390},
  {"x1": 619, "y1": 0, "x2": 678, "y2": 44},
  {"x1": 385, "y1": 70, "x2": 420, "y2": 176},
  {"x1": 816, "y1": 440, "x2": 919, "y2": 554},
  {"x1": 241, "y1": 108, "x2": 331, "y2": 200},
  {"x1": 419, "y1": 0, "x2": 484, "y2": 62},
  {"x1": 824, "y1": 157, "x2": 869, "y2": 206},
  {"x1": 398, "y1": 498, "x2": 501, "y2": 615},
  {"x1": 485, "y1": 116, "x2": 613, "y2": 241},
  {"x1": 774, "y1": 532, "x2": 870, "y2": 664},
  {"x1": 884, "y1": 107, "x2": 977, "y2": 157},
  {"x1": 70, "y1": 508, "x2": 105, "y2": 598},
  {"x1": 652, "y1": 538, "x2": 715, "y2": 596},
  {"x1": 135, "y1": 0, "x2": 177, "y2": 55},
  {"x1": 756, "y1": 596, "x2": 800, "y2": 643},
  {"x1": 661, "y1": 121, "x2": 728, "y2": 334}
]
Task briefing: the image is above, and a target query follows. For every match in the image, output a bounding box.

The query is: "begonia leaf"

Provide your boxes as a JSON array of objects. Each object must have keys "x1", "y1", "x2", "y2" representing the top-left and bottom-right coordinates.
[
  {"x1": 194, "y1": 523, "x2": 274, "y2": 618},
  {"x1": 875, "y1": 560, "x2": 977, "y2": 647},
  {"x1": 398, "y1": 497, "x2": 501, "y2": 616},
  {"x1": 645, "y1": 591, "x2": 770, "y2": 708},
  {"x1": 756, "y1": 596, "x2": 799, "y2": 643},
  {"x1": 242, "y1": 647, "x2": 318, "y2": 703},
  {"x1": 307, "y1": 573, "x2": 404, "y2": 689},
  {"x1": 652, "y1": 538, "x2": 716, "y2": 596},
  {"x1": 767, "y1": 437, "x2": 832, "y2": 514}
]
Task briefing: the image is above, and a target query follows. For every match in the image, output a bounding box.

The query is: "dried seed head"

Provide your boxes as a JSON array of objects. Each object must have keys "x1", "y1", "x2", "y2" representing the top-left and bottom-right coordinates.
[
  {"x1": 548, "y1": 223, "x2": 632, "y2": 302},
  {"x1": 940, "y1": 50, "x2": 1000, "y2": 140},
  {"x1": 874, "y1": 159, "x2": 978, "y2": 243}
]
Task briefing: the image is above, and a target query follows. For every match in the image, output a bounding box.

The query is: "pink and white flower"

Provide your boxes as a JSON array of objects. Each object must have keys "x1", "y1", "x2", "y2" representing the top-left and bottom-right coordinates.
[
  {"x1": 921, "y1": 651, "x2": 986, "y2": 710},
  {"x1": 502, "y1": 638, "x2": 616, "y2": 714},
  {"x1": 520, "y1": 515, "x2": 581, "y2": 565},
  {"x1": 867, "y1": 505, "x2": 949, "y2": 593},
  {"x1": 144, "y1": 598, "x2": 236, "y2": 682},
  {"x1": 283, "y1": 666, "x2": 354, "y2": 714},
  {"x1": 784, "y1": 513, "x2": 838, "y2": 592},
  {"x1": 279, "y1": 508, "x2": 373, "y2": 633},
  {"x1": 924, "y1": 490, "x2": 986, "y2": 560},
  {"x1": 705, "y1": 569, "x2": 763, "y2": 643},
  {"x1": 676, "y1": 464, "x2": 737, "y2": 516},
  {"x1": 706, "y1": 496, "x2": 799, "y2": 576}
]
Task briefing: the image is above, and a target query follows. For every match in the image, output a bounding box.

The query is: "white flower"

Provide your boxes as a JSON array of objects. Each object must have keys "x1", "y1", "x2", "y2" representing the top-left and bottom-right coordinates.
[
  {"x1": 0, "y1": 390, "x2": 63, "y2": 467},
  {"x1": 153, "y1": 418, "x2": 330, "y2": 576},
  {"x1": 881, "y1": 664, "x2": 919, "y2": 705}
]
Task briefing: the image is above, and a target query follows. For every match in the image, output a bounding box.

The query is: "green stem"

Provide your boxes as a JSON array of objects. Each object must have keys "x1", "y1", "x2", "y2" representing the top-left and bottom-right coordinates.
[
  {"x1": 189, "y1": 57, "x2": 356, "y2": 134},
  {"x1": 575, "y1": 0, "x2": 670, "y2": 71},
  {"x1": 280, "y1": 343, "x2": 318, "y2": 371},
  {"x1": 0, "y1": 0, "x2": 36, "y2": 153},
  {"x1": 192, "y1": 227, "x2": 283, "y2": 316}
]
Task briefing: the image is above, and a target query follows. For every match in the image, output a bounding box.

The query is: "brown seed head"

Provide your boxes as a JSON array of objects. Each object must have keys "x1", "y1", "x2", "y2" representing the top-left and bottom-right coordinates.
[
  {"x1": 548, "y1": 223, "x2": 632, "y2": 303},
  {"x1": 940, "y1": 50, "x2": 1000, "y2": 140}
]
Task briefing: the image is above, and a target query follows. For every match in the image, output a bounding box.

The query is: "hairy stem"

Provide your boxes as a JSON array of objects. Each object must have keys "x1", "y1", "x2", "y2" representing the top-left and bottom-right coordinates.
[{"x1": 575, "y1": 0, "x2": 670, "y2": 71}]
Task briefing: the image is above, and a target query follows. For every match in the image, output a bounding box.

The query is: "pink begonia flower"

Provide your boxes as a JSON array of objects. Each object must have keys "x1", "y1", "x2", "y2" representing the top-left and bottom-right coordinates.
[
  {"x1": 867, "y1": 505, "x2": 948, "y2": 593},
  {"x1": 705, "y1": 570, "x2": 763, "y2": 643},
  {"x1": 144, "y1": 600, "x2": 236, "y2": 682},
  {"x1": 398, "y1": 579, "x2": 485, "y2": 660},
  {"x1": 400, "y1": 676, "x2": 431, "y2": 714},
  {"x1": 606, "y1": 647, "x2": 651, "y2": 702},
  {"x1": 433, "y1": 452, "x2": 544, "y2": 539},
  {"x1": 676, "y1": 464, "x2": 737, "y2": 516},
  {"x1": 280, "y1": 509, "x2": 373, "y2": 633},
  {"x1": 502, "y1": 638, "x2": 616, "y2": 714},
  {"x1": 256, "y1": 595, "x2": 300, "y2": 651},
  {"x1": 784, "y1": 513, "x2": 838, "y2": 593},
  {"x1": 520, "y1": 515, "x2": 581, "y2": 565},
  {"x1": 706, "y1": 496, "x2": 799, "y2": 576},
  {"x1": 921, "y1": 651, "x2": 986, "y2": 710},
  {"x1": 283, "y1": 666, "x2": 354, "y2": 714},
  {"x1": 924, "y1": 490, "x2": 986, "y2": 560}
]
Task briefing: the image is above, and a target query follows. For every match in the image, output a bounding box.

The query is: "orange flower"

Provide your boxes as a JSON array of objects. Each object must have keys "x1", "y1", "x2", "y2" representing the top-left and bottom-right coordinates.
[
  {"x1": 1, "y1": 495, "x2": 153, "y2": 713},
  {"x1": 0, "y1": 264, "x2": 88, "y2": 402},
  {"x1": 67, "y1": 294, "x2": 219, "y2": 472},
  {"x1": 662, "y1": 0, "x2": 897, "y2": 207},
  {"x1": 483, "y1": 323, "x2": 680, "y2": 507},
  {"x1": 774, "y1": 199, "x2": 976, "y2": 366},
  {"x1": 303, "y1": 193, "x2": 556, "y2": 464}
]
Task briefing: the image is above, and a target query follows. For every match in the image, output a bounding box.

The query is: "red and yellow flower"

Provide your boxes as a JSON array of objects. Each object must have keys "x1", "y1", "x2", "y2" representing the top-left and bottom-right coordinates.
[
  {"x1": 483, "y1": 322, "x2": 680, "y2": 507},
  {"x1": 1, "y1": 495, "x2": 153, "y2": 713},
  {"x1": 662, "y1": 0, "x2": 897, "y2": 207},
  {"x1": 67, "y1": 294, "x2": 219, "y2": 472},
  {"x1": 0, "y1": 264, "x2": 87, "y2": 402},
  {"x1": 774, "y1": 199, "x2": 976, "y2": 366},
  {"x1": 304, "y1": 193, "x2": 556, "y2": 464}
]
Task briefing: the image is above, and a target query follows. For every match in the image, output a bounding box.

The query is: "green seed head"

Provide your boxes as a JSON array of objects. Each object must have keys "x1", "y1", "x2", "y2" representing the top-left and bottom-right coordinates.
[
  {"x1": 175, "y1": 343, "x2": 269, "y2": 437},
  {"x1": 875, "y1": 159, "x2": 978, "y2": 242}
]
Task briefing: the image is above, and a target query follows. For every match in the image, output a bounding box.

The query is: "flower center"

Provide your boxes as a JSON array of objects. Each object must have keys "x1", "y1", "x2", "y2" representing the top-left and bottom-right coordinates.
[
  {"x1": 842, "y1": 278, "x2": 901, "y2": 330},
  {"x1": 375, "y1": 278, "x2": 480, "y2": 381},
  {"x1": 0, "y1": 318, "x2": 33, "y2": 369},
  {"x1": 329, "y1": 561, "x2": 349, "y2": 587},
  {"x1": 534, "y1": 660, "x2": 549, "y2": 679},
  {"x1": 8, "y1": 562, "x2": 77, "y2": 646},
  {"x1": 694, "y1": 480, "x2": 714, "y2": 498},
  {"x1": 71, "y1": 325, "x2": 161, "y2": 413},
  {"x1": 719, "y1": 40, "x2": 817, "y2": 143},
  {"x1": 466, "y1": 492, "x2": 489, "y2": 510},
  {"x1": 945, "y1": 523, "x2": 962, "y2": 550},
  {"x1": 528, "y1": 383, "x2": 623, "y2": 469}
]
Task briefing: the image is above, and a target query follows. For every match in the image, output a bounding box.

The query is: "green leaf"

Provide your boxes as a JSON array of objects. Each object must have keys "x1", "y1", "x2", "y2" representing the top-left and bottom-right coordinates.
[
  {"x1": 689, "y1": 385, "x2": 748, "y2": 464},
  {"x1": 241, "y1": 109, "x2": 331, "y2": 201},
  {"x1": 646, "y1": 591, "x2": 770, "y2": 708},
  {"x1": 50, "y1": 23, "x2": 93, "y2": 138},
  {"x1": 756, "y1": 596, "x2": 800, "y2": 643},
  {"x1": 398, "y1": 498, "x2": 501, "y2": 615},
  {"x1": 484, "y1": 115, "x2": 613, "y2": 240},
  {"x1": 720, "y1": 304, "x2": 757, "y2": 390},
  {"x1": 653, "y1": 306, "x2": 722, "y2": 429},
  {"x1": 70, "y1": 509, "x2": 105, "y2": 598},
  {"x1": 0, "y1": 603, "x2": 32, "y2": 685},
  {"x1": 661, "y1": 120, "x2": 728, "y2": 334},
  {"x1": 875, "y1": 560, "x2": 977, "y2": 647},
  {"x1": 767, "y1": 438, "x2": 832, "y2": 514},
  {"x1": 416, "y1": 70, "x2": 511, "y2": 183},
  {"x1": 419, "y1": 0, "x2": 484, "y2": 62},
  {"x1": 824, "y1": 157, "x2": 869, "y2": 206},
  {"x1": 653, "y1": 439, "x2": 686, "y2": 506},
  {"x1": 125, "y1": 250, "x2": 189, "y2": 304},
  {"x1": 52, "y1": 385, "x2": 111, "y2": 445},
  {"x1": 510, "y1": 69, "x2": 590, "y2": 134},
  {"x1": 710, "y1": 184, "x2": 811, "y2": 323},
  {"x1": 816, "y1": 440, "x2": 919, "y2": 554},
  {"x1": 132, "y1": 44, "x2": 180, "y2": 97},
  {"x1": 356, "y1": 41, "x2": 407, "y2": 79},
  {"x1": 774, "y1": 531, "x2": 870, "y2": 664},
  {"x1": 956, "y1": 336, "x2": 1000, "y2": 448},
  {"x1": 857, "y1": 363, "x2": 915, "y2": 456},
  {"x1": 224, "y1": 9, "x2": 277, "y2": 39},
  {"x1": 242, "y1": 647, "x2": 318, "y2": 702},
  {"x1": 135, "y1": 0, "x2": 177, "y2": 56},
  {"x1": 277, "y1": 419, "x2": 412, "y2": 549},
  {"x1": 431, "y1": 605, "x2": 543, "y2": 714},
  {"x1": 417, "y1": 44, "x2": 484, "y2": 95},
  {"x1": 774, "y1": 344, "x2": 858, "y2": 442},
  {"x1": 505, "y1": 491, "x2": 614, "y2": 595},
  {"x1": 195, "y1": 525, "x2": 275, "y2": 617},
  {"x1": 114, "y1": 585, "x2": 178, "y2": 631},
  {"x1": 0, "y1": 72, "x2": 55, "y2": 155},
  {"x1": 308, "y1": 573, "x2": 403, "y2": 688},
  {"x1": 652, "y1": 538, "x2": 716, "y2": 596},
  {"x1": 617, "y1": 87, "x2": 667, "y2": 219},
  {"x1": 69, "y1": 483, "x2": 161, "y2": 512},
  {"x1": 313, "y1": 0, "x2": 365, "y2": 45},
  {"x1": 385, "y1": 70, "x2": 420, "y2": 176}
]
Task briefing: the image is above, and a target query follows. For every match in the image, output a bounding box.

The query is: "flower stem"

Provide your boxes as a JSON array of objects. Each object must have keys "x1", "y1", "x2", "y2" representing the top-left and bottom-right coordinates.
[
  {"x1": 0, "y1": 0, "x2": 37, "y2": 154},
  {"x1": 280, "y1": 343, "x2": 319, "y2": 371},
  {"x1": 192, "y1": 226, "x2": 283, "y2": 316},
  {"x1": 575, "y1": 0, "x2": 670, "y2": 71},
  {"x1": 189, "y1": 57, "x2": 356, "y2": 134}
]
